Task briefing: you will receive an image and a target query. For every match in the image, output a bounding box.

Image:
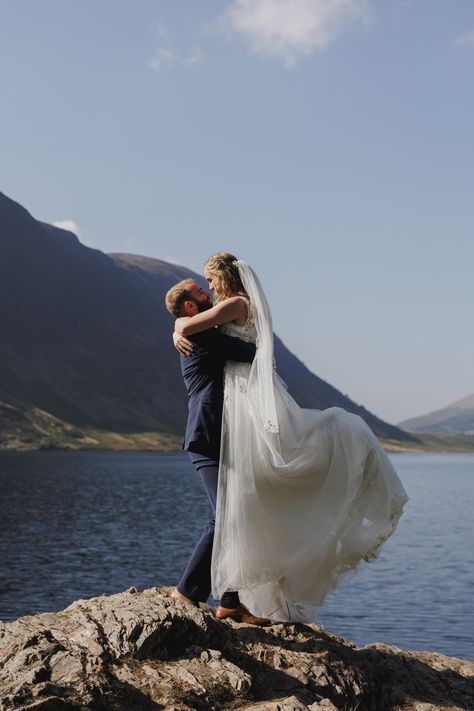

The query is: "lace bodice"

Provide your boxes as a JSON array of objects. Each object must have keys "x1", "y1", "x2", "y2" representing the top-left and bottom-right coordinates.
[{"x1": 220, "y1": 315, "x2": 257, "y2": 344}]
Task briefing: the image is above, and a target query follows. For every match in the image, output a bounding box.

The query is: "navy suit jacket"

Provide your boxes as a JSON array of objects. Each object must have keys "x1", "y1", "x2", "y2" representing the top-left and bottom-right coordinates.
[{"x1": 181, "y1": 329, "x2": 256, "y2": 457}]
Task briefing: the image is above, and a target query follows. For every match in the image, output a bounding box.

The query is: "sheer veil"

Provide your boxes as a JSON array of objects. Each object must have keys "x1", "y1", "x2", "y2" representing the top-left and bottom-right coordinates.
[{"x1": 234, "y1": 260, "x2": 279, "y2": 435}]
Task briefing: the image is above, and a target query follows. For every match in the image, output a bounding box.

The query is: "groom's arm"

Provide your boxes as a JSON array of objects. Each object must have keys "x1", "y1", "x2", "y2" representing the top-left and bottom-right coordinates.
[
  {"x1": 181, "y1": 329, "x2": 255, "y2": 362},
  {"x1": 212, "y1": 331, "x2": 256, "y2": 363}
]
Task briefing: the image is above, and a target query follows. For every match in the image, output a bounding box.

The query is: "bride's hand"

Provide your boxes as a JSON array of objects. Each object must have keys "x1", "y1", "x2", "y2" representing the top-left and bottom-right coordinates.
[{"x1": 173, "y1": 330, "x2": 194, "y2": 356}]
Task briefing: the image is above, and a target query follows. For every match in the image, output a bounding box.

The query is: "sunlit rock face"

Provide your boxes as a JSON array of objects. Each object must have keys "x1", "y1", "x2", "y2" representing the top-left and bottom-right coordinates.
[{"x1": 0, "y1": 586, "x2": 472, "y2": 710}]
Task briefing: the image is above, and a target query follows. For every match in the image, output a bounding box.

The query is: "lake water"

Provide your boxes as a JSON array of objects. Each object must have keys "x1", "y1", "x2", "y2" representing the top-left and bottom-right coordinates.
[{"x1": 0, "y1": 451, "x2": 472, "y2": 660}]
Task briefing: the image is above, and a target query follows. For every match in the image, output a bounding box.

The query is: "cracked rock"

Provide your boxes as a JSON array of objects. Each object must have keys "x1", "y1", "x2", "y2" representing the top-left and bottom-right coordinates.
[{"x1": 0, "y1": 586, "x2": 472, "y2": 710}]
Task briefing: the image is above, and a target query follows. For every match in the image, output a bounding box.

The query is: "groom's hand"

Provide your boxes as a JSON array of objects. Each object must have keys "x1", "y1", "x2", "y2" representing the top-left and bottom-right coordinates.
[{"x1": 173, "y1": 330, "x2": 194, "y2": 356}]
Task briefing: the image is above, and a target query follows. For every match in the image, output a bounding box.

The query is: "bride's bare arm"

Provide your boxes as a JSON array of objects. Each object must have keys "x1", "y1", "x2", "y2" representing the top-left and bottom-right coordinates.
[{"x1": 175, "y1": 296, "x2": 248, "y2": 336}]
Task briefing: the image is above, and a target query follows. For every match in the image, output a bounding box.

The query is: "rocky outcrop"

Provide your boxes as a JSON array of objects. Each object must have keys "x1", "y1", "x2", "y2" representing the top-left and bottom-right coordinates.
[{"x1": 0, "y1": 587, "x2": 472, "y2": 710}]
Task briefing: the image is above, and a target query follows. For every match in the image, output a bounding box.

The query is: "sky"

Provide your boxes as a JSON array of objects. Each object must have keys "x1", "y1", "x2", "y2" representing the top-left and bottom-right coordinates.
[{"x1": 1, "y1": 0, "x2": 473, "y2": 425}]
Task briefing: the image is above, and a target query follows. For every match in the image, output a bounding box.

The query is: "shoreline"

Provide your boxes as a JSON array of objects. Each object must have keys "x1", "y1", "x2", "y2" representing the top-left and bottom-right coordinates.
[
  {"x1": 2, "y1": 435, "x2": 474, "y2": 454},
  {"x1": 381, "y1": 432, "x2": 474, "y2": 453}
]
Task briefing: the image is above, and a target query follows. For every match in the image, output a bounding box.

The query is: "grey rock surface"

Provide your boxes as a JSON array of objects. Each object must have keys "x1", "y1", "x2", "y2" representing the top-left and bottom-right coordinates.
[{"x1": 0, "y1": 587, "x2": 472, "y2": 710}]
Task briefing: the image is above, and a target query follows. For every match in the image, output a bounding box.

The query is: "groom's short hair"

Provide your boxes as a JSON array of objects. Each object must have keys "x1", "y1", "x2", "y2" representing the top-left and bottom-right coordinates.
[{"x1": 165, "y1": 279, "x2": 195, "y2": 317}]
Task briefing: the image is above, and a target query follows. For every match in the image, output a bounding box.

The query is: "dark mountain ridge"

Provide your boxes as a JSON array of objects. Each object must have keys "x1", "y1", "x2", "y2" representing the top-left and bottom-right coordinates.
[{"x1": 0, "y1": 190, "x2": 414, "y2": 448}]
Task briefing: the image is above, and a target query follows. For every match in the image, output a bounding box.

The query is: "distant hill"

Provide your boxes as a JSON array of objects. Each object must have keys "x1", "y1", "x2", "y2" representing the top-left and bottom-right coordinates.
[
  {"x1": 398, "y1": 393, "x2": 474, "y2": 435},
  {"x1": 0, "y1": 190, "x2": 415, "y2": 450}
]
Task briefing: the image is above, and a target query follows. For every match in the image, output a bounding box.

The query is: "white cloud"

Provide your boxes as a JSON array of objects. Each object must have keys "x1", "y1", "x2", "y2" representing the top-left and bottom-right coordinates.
[
  {"x1": 149, "y1": 45, "x2": 204, "y2": 72},
  {"x1": 149, "y1": 47, "x2": 175, "y2": 72},
  {"x1": 53, "y1": 219, "x2": 81, "y2": 236},
  {"x1": 53, "y1": 219, "x2": 95, "y2": 247},
  {"x1": 149, "y1": 16, "x2": 204, "y2": 72},
  {"x1": 218, "y1": 0, "x2": 373, "y2": 66},
  {"x1": 455, "y1": 30, "x2": 474, "y2": 47},
  {"x1": 183, "y1": 47, "x2": 204, "y2": 65},
  {"x1": 154, "y1": 18, "x2": 173, "y2": 41}
]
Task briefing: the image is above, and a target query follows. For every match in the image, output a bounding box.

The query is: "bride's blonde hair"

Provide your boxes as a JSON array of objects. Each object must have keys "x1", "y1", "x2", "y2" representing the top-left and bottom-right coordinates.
[{"x1": 204, "y1": 252, "x2": 248, "y2": 302}]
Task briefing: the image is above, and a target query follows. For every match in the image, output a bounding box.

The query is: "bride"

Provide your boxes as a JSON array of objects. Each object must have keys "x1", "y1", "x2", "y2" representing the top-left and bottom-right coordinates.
[{"x1": 173, "y1": 252, "x2": 409, "y2": 623}]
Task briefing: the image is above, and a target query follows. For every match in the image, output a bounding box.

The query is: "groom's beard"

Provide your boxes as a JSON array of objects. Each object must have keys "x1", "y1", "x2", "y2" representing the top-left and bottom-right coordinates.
[{"x1": 194, "y1": 299, "x2": 213, "y2": 313}]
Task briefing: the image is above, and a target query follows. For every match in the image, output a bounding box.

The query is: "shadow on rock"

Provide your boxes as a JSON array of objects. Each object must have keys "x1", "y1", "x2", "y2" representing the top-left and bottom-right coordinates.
[{"x1": 0, "y1": 587, "x2": 472, "y2": 711}]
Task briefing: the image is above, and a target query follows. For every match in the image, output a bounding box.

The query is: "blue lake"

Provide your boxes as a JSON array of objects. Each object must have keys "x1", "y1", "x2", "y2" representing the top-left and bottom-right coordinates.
[{"x1": 0, "y1": 450, "x2": 472, "y2": 660}]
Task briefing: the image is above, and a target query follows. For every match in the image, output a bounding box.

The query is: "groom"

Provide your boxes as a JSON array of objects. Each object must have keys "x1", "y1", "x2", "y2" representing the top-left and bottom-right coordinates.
[{"x1": 165, "y1": 279, "x2": 269, "y2": 626}]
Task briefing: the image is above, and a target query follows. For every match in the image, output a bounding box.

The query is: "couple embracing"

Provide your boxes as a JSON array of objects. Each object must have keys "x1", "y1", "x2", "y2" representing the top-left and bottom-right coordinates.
[{"x1": 165, "y1": 252, "x2": 408, "y2": 625}]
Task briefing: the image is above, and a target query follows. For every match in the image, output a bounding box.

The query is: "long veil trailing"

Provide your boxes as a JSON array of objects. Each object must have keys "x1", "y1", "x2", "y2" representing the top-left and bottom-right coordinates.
[{"x1": 211, "y1": 260, "x2": 409, "y2": 622}]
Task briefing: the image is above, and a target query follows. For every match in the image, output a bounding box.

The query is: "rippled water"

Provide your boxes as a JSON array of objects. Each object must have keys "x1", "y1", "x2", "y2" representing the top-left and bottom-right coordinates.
[{"x1": 0, "y1": 450, "x2": 472, "y2": 660}]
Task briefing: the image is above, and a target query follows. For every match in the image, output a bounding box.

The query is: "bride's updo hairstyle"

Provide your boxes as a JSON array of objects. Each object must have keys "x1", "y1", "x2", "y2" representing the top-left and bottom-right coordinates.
[{"x1": 204, "y1": 252, "x2": 248, "y2": 302}]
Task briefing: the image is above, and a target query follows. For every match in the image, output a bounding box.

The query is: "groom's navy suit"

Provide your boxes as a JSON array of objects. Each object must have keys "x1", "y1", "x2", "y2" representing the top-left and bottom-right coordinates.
[
  {"x1": 181, "y1": 329, "x2": 256, "y2": 458},
  {"x1": 177, "y1": 328, "x2": 256, "y2": 603}
]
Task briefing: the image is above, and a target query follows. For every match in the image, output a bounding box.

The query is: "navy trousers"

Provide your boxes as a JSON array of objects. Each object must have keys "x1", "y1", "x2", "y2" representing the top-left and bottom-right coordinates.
[{"x1": 177, "y1": 451, "x2": 240, "y2": 608}]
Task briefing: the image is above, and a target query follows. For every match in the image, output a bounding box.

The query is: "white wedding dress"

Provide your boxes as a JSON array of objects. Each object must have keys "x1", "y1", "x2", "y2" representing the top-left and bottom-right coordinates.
[{"x1": 210, "y1": 261, "x2": 409, "y2": 623}]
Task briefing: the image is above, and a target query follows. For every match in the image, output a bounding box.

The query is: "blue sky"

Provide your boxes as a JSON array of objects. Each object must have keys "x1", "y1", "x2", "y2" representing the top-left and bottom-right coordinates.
[{"x1": 1, "y1": 0, "x2": 473, "y2": 424}]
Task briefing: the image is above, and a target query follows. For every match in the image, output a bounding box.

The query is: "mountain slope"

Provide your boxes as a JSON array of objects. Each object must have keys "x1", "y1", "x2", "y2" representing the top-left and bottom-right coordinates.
[
  {"x1": 0, "y1": 190, "x2": 414, "y2": 448},
  {"x1": 0, "y1": 192, "x2": 190, "y2": 441},
  {"x1": 398, "y1": 393, "x2": 474, "y2": 435}
]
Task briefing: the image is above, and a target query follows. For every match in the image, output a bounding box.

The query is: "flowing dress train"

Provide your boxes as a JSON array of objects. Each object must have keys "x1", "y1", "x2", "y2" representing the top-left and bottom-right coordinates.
[{"x1": 210, "y1": 262, "x2": 409, "y2": 623}]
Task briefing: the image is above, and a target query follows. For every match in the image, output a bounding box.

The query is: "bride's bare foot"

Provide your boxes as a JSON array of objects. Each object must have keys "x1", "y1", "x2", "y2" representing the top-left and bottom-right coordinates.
[
  {"x1": 170, "y1": 587, "x2": 199, "y2": 607},
  {"x1": 215, "y1": 604, "x2": 270, "y2": 626}
]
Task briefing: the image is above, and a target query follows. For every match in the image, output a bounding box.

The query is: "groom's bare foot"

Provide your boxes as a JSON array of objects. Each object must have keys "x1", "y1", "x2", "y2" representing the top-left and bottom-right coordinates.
[
  {"x1": 215, "y1": 604, "x2": 271, "y2": 626},
  {"x1": 170, "y1": 587, "x2": 199, "y2": 608}
]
